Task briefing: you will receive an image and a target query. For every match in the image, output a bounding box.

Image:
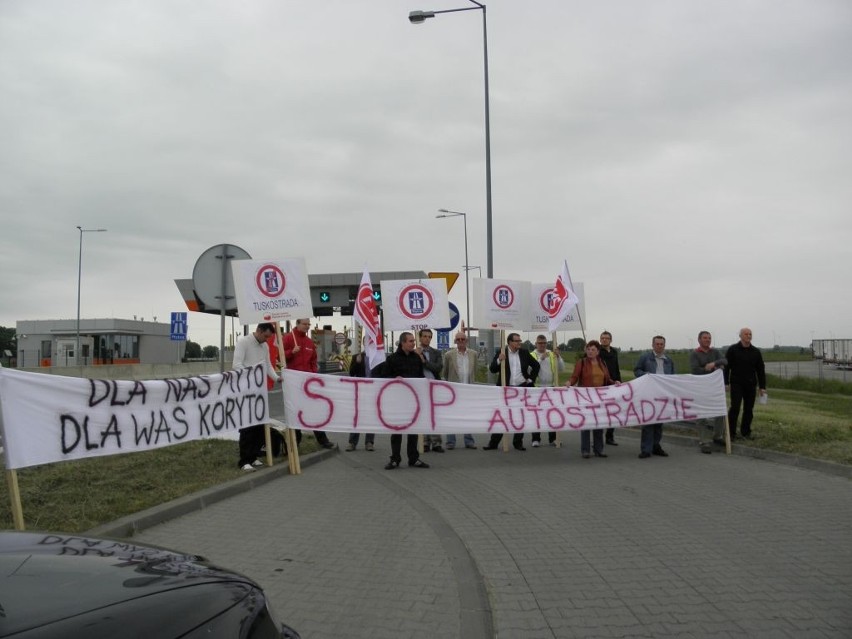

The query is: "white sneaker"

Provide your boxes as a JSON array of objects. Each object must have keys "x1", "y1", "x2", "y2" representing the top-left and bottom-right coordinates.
[
  {"x1": 252, "y1": 459, "x2": 264, "y2": 467},
  {"x1": 532, "y1": 441, "x2": 540, "y2": 448},
  {"x1": 241, "y1": 464, "x2": 256, "y2": 472}
]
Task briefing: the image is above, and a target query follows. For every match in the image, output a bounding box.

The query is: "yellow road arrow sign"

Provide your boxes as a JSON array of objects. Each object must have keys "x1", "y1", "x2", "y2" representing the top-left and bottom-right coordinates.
[{"x1": 427, "y1": 271, "x2": 460, "y2": 293}]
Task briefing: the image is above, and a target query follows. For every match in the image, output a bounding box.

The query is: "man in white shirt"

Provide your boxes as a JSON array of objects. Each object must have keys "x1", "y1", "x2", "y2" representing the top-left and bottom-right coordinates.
[
  {"x1": 484, "y1": 333, "x2": 540, "y2": 451},
  {"x1": 233, "y1": 322, "x2": 281, "y2": 471},
  {"x1": 530, "y1": 335, "x2": 565, "y2": 447}
]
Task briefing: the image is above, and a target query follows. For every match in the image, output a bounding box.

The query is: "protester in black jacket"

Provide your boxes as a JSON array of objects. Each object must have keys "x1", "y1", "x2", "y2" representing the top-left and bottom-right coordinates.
[
  {"x1": 724, "y1": 327, "x2": 767, "y2": 440},
  {"x1": 484, "y1": 333, "x2": 540, "y2": 451},
  {"x1": 381, "y1": 332, "x2": 429, "y2": 470}
]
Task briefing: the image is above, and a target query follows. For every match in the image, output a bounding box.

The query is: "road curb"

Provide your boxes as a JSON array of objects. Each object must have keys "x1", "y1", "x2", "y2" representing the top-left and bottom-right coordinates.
[{"x1": 86, "y1": 448, "x2": 339, "y2": 539}]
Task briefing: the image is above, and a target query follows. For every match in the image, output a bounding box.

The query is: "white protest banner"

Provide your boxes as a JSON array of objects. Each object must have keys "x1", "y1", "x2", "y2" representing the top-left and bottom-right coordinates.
[
  {"x1": 232, "y1": 258, "x2": 313, "y2": 324},
  {"x1": 380, "y1": 279, "x2": 450, "y2": 331},
  {"x1": 531, "y1": 282, "x2": 585, "y2": 331},
  {"x1": 0, "y1": 366, "x2": 269, "y2": 470},
  {"x1": 283, "y1": 368, "x2": 727, "y2": 436},
  {"x1": 472, "y1": 278, "x2": 532, "y2": 330}
]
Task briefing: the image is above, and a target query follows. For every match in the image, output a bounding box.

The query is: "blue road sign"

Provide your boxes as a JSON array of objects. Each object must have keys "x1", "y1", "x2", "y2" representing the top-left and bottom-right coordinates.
[
  {"x1": 437, "y1": 330, "x2": 450, "y2": 351},
  {"x1": 170, "y1": 312, "x2": 188, "y2": 341},
  {"x1": 447, "y1": 302, "x2": 460, "y2": 331}
]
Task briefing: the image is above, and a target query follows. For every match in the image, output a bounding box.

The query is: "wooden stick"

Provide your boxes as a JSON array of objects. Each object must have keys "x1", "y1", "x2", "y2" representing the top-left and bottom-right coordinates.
[
  {"x1": 723, "y1": 412, "x2": 732, "y2": 455},
  {"x1": 500, "y1": 331, "x2": 510, "y2": 452},
  {"x1": 276, "y1": 321, "x2": 301, "y2": 475},
  {"x1": 552, "y1": 330, "x2": 562, "y2": 448},
  {"x1": 5, "y1": 469, "x2": 25, "y2": 531}
]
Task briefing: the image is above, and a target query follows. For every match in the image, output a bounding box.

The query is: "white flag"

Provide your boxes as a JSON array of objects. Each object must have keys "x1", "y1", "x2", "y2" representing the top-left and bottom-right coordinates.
[
  {"x1": 547, "y1": 261, "x2": 580, "y2": 333},
  {"x1": 353, "y1": 270, "x2": 386, "y2": 371}
]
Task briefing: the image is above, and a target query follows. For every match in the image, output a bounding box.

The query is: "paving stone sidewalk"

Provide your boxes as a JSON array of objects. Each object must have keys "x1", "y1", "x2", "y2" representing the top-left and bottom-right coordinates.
[{"x1": 133, "y1": 429, "x2": 852, "y2": 639}]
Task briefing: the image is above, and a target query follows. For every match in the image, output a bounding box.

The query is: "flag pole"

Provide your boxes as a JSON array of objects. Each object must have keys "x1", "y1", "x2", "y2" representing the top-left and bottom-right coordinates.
[
  {"x1": 552, "y1": 329, "x2": 562, "y2": 448},
  {"x1": 564, "y1": 266, "x2": 587, "y2": 344}
]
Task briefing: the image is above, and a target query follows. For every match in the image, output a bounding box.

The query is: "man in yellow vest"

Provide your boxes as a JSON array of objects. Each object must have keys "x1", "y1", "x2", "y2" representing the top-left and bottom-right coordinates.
[{"x1": 530, "y1": 335, "x2": 565, "y2": 447}]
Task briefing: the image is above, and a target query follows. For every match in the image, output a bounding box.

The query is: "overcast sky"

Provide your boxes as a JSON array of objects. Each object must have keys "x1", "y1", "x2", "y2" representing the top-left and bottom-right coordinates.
[{"x1": 2, "y1": 0, "x2": 850, "y2": 352}]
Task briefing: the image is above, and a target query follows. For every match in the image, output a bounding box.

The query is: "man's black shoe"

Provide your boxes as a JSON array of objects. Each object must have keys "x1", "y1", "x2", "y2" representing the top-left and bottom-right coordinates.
[
  {"x1": 605, "y1": 439, "x2": 618, "y2": 446},
  {"x1": 483, "y1": 445, "x2": 498, "y2": 450},
  {"x1": 513, "y1": 445, "x2": 527, "y2": 451},
  {"x1": 652, "y1": 447, "x2": 669, "y2": 457},
  {"x1": 638, "y1": 452, "x2": 651, "y2": 459}
]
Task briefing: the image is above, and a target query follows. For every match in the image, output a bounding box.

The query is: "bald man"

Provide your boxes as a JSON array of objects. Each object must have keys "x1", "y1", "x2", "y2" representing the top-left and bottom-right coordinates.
[{"x1": 723, "y1": 327, "x2": 767, "y2": 441}]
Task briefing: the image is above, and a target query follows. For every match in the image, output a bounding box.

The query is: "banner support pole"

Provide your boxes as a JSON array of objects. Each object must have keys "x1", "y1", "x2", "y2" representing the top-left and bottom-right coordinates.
[{"x1": 5, "y1": 469, "x2": 25, "y2": 531}]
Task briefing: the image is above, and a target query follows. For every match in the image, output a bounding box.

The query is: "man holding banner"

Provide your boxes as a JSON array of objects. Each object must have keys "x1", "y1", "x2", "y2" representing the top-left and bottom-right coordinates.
[
  {"x1": 234, "y1": 323, "x2": 281, "y2": 471},
  {"x1": 484, "y1": 333, "x2": 540, "y2": 451},
  {"x1": 530, "y1": 334, "x2": 565, "y2": 447},
  {"x1": 634, "y1": 335, "x2": 675, "y2": 459},
  {"x1": 382, "y1": 332, "x2": 430, "y2": 470},
  {"x1": 283, "y1": 319, "x2": 335, "y2": 450}
]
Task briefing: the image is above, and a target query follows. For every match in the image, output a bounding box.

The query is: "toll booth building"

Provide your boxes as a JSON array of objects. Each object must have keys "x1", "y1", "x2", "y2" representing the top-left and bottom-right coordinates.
[{"x1": 16, "y1": 318, "x2": 177, "y2": 368}]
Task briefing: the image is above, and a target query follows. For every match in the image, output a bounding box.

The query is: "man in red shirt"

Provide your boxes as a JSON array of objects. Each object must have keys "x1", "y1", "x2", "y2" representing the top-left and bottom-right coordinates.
[{"x1": 282, "y1": 319, "x2": 335, "y2": 449}]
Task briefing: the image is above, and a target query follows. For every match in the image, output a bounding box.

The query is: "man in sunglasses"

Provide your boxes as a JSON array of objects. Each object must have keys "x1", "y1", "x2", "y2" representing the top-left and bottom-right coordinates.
[{"x1": 441, "y1": 331, "x2": 478, "y2": 449}]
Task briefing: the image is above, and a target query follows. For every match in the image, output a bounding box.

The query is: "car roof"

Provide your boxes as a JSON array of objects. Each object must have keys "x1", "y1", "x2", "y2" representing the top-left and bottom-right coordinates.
[{"x1": 0, "y1": 532, "x2": 258, "y2": 637}]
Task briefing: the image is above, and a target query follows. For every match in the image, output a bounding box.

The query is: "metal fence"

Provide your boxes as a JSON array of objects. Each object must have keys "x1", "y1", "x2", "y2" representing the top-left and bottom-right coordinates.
[{"x1": 764, "y1": 360, "x2": 851, "y2": 383}]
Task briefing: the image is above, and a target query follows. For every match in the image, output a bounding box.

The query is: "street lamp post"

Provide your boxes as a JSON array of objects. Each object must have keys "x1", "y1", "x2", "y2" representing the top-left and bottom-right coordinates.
[
  {"x1": 436, "y1": 209, "x2": 470, "y2": 331},
  {"x1": 76, "y1": 226, "x2": 107, "y2": 366},
  {"x1": 409, "y1": 1, "x2": 492, "y2": 280}
]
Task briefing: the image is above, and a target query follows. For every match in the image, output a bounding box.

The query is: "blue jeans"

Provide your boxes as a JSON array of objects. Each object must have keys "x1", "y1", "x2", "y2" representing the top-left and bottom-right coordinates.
[
  {"x1": 445, "y1": 434, "x2": 476, "y2": 448},
  {"x1": 640, "y1": 423, "x2": 663, "y2": 454},
  {"x1": 349, "y1": 433, "x2": 375, "y2": 445}
]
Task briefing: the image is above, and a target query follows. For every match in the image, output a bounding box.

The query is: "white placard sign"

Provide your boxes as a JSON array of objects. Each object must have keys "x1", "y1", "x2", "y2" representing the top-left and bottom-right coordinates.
[
  {"x1": 0, "y1": 366, "x2": 270, "y2": 470},
  {"x1": 232, "y1": 258, "x2": 313, "y2": 324},
  {"x1": 283, "y1": 369, "x2": 728, "y2": 435},
  {"x1": 530, "y1": 282, "x2": 585, "y2": 331},
  {"x1": 380, "y1": 279, "x2": 451, "y2": 331},
  {"x1": 472, "y1": 278, "x2": 532, "y2": 330}
]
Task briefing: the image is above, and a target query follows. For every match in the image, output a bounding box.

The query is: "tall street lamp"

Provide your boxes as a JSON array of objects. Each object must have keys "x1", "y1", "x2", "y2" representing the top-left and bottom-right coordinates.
[
  {"x1": 76, "y1": 226, "x2": 107, "y2": 365},
  {"x1": 436, "y1": 209, "x2": 470, "y2": 331},
  {"x1": 410, "y1": 1, "x2": 493, "y2": 280}
]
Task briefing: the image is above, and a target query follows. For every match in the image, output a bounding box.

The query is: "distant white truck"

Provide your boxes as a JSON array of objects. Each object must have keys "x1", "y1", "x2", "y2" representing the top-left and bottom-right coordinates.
[{"x1": 812, "y1": 338, "x2": 852, "y2": 368}]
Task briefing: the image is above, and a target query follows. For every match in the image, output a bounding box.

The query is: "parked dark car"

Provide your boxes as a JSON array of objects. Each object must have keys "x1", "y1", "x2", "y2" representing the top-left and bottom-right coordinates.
[{"x1": 0, "y1": 532, "x2": 300, "y2": 638}]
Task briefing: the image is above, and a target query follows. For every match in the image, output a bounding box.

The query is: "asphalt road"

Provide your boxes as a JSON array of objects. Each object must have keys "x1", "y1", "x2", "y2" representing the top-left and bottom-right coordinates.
[{"x1": 130, "y1": 429, "x2": 852, "y2": 638}]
